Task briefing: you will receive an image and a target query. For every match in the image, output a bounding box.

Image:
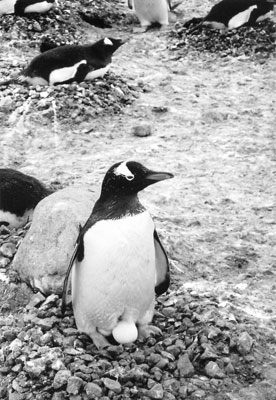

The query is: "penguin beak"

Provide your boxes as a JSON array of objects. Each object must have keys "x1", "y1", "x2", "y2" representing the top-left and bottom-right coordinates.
[{"x1": 145, "y1": 171, "x2": 174, "y2": 184}]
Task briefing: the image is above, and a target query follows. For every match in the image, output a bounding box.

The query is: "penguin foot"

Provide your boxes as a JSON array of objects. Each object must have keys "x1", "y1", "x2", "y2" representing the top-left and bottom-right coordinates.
[
  {"x1": 90, "y1": 331, "x2": 110, "y2": 349},
  {"x1": 138, "y1": 324, "x2": 162, "y2": 340},
  {"x1": 159, "y1": 24, "x2": 169, "y2": 31}
]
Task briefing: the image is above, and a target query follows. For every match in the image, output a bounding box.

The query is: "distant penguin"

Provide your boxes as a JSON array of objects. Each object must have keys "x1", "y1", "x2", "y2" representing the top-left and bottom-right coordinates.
[
  {"x1": 0, "y1": 37, "x2": 125, "y2": 87},
  {"x1": 0, "y1": 169, "x2": 54, "y2": 228},
  {"x1": 0, "y1": 0, "x2": 55, "y2": 15},
  {"x1": 62, "y1": 161, "x2": 173, "y2": 348},
  {"x1": 203, "y1": 0, "x2": 275, "y2": 30},
  {"x1": 128, "y1": 0, "x2": 171, "y2": 31}
]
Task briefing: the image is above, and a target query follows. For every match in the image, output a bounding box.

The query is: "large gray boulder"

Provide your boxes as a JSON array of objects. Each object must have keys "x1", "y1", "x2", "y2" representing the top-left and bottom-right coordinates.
[{"x1": 12, "y1": 187, "x2": 98, "y2": 295}]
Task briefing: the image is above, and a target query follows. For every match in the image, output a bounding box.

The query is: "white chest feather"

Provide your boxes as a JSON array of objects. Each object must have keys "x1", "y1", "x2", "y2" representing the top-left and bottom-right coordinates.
[
  {"x1": 0, "y1": 0, "x2": 16, "y2": 14},
  {"x1": 72, "y1": 211, "x2": 156, "y2": 330},
  {"x1": 24, "y1": 1, "x2": 54, "y2": 13},
  {"x1": 0, "y1": 209, "x2": 33, "y2": 228},
  {"x1": 49, "y1": 60, "x2": 87, "y2": 85},
  {"x1": 228, "y1": 5, "x2": 257, "y2": 29}
]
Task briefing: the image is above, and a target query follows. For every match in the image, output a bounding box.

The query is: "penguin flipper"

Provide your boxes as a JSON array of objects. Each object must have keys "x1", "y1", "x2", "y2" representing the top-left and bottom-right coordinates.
[
  {"x1": 61, "y1": 224, "x2": 83, "y2": 314},
  {"x1": 154, "y1": 229, "x2": 170, "y2": 296}
]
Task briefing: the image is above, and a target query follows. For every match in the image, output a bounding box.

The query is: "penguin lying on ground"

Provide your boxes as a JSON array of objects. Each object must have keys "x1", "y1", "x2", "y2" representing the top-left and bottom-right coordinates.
[
  {"x1": 0, "y1": 168, "x2": 54, "y2": 228},
  {"x1": 0, "y1": 37, "x2": 125, "y2": 87},
  {"x1": 189, "y1": 0, "x2": 276, "y2": 32},
  {"x1": 0, "y1": 0, "x2": 55, "y2": 15},
  {"x1": 62, "y1": 161, "x2": 173, "y2": 348},
  {"x1": 128, "y1": 0, "x2": 180, "y2": 32}
]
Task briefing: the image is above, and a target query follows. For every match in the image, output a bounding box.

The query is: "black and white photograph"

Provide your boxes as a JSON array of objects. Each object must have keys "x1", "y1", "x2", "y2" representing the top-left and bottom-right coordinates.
[{"x1": 0, "y1": 0, "x2": 275, "y2": 399}]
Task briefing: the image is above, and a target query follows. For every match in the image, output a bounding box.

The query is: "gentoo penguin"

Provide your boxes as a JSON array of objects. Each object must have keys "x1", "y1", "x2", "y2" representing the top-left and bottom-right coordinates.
[
  {"x1": 0, "y1": 0, "x2": 55, "y2": 15},
  {"x1": 0, "y1": 168, "x2": 53, "y2": 228},
  {"x1": 128, "y1": 0, "x2": 171, "y2": 31},
  {"x1": 62, "y1": 161, "x2": 173, "y2": 348},
  {"x1": 0, "y1": 37, "x2": 124, "y2": 87},
  {"x1": 202, "y1": 0, "x2": 276, "y2": 30}
]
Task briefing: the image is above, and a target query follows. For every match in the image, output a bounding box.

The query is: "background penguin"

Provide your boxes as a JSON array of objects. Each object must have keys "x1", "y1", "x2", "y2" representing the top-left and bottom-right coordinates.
[
  {"x1": 204, "y1": 0, "x2": 276, "y2": 29},
  {"x1": 0, "y1": 168, "x2": 54, "y2": 228},
  {"x1": 0, "y1": 37, "x2": 125, "y2": 87},
  {"x1": 62, "y1": 161, "x2": 173, "y2": 348},
  {"x1": 189, "y1": 0, "x2": 276, "y2": 31},
  {"x1": 128, "y1": 0, "x2": 171, "y2": 32},
  {"x1": 0, "y1": 0, "x2": 55, "y2": 15}
]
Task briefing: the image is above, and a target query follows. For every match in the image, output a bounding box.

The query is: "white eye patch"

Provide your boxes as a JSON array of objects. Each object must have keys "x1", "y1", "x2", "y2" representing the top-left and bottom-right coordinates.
[
  {"x1": 114, "y1": 162, "x2": 134, "y2": 181},
  {"x1": 104, "y1": 37, "x2": 113, "y2": 46}
]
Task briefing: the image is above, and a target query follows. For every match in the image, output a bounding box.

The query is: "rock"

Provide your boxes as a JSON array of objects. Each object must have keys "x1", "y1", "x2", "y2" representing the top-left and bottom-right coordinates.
[
  {"x1": 0, "y1": 256, "x2": 10, "y2": 269},
  {"x1": 102, "y1": 378, "x2": 122, "y2": 394},
  {"x1": 24, "y1": 358, "x2": 47, "y2": 377},
  {"x1": 131, "y1": 123, "x2": 152, "y2": 137},
  {"x1": 9, "y1": 338, "x2": 23, "y2": 353},
  {"x1": 66, "y1": 376, "x2": 84, "y2": 395},
  {"x1": 148, "y1": 383, "x2": 164, "y2": 399},
  {"x1": 85, "y1": 382, "x2": 103, "y2": 399},
  {"x1": 26, "y1": 292, "x2": 46, "y2": 309},
  {"x1": 237, "y1": 332, "x2": 253, "y2": 355},
  {"x1": 177, "y1": 353, "x2": 195, "y2": 377},
  {"x1": 191, "y1": 390, "x2": 206, "y2": 399},
  {"x1": 0, "y1": 242, "x2": 16, "y2": 258},
  {"x1": 204, "y1": 362, "x2": 225, "y2": 379},
  {"x1": 53, "y1": 369, "x2": 72, "y2": 389},
  {"x1": 12, "y1": 187, "x2": 98, "y2": 295}
]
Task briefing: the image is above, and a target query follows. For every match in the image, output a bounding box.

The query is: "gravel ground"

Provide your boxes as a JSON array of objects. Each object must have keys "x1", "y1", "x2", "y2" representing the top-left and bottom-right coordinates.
[
  {"x1": 169, "y1": 20, "x2": 276, "y2": 59},
  {"x1": 0, "y1": 223, "x2": 269, "y2": 400}
]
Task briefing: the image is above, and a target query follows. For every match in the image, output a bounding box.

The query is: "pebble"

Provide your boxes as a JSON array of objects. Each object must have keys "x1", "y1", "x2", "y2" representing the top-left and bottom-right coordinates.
[
  {"x1": 148, "y1": 383, "x2": 164, "y2": 399},
  {"x1": 66, "y1": 376, "x2": 84, "y2": 395},
  {"x1": 237, "y1": 332, "x2": 253, "y2": 355},
  {"x1": 177, "y1": 353, "x2": 195, "y2": 377},
  {"x1": 0, "y1": 256, "x2": 10, "y2": 269},
  {"x1": 204, "y1": 361, "x2": 225, "y2": 379},
  {"x1": 85, "y1": 382, "x2": 103, "y2": 399},
  {"x1": 53, "y1": 369, "x2": 72, "y2": 389},
  {"x1": 102, "y1": 378, "x2": 122, "y2": 394},
  {"x1": 0, "y1": 242, "x2": 16, "y2": 258},
  {"x1": 131, "y1": 123, "x2": 152, "y2": 137},
  {"x1": 24, "y1": 358, "x2": 47, "y2": 377}
]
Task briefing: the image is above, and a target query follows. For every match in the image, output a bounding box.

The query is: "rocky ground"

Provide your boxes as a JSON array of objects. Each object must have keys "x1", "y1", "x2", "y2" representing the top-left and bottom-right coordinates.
[{"x1": 0, "y1": 0, "x2": 276, "y2": 399}]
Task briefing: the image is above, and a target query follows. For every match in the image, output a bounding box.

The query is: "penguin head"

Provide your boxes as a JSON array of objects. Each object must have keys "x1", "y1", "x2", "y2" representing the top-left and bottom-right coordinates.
[
  {"x1": 91, "y1": 37, "x2": 126, "y2": 56},
  {"x1": 100, "y1": 161, "x2": 174, "y2": 197}
]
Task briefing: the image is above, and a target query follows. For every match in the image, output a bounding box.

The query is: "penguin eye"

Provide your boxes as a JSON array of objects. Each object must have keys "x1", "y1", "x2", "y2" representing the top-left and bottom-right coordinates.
[{"x1": 126, "y1": 175, "x2": 134, "y2": 181}]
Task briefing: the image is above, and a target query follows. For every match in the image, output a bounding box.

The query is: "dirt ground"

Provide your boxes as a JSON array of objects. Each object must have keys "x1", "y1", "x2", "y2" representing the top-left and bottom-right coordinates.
[{"x1": 0, "y1": 0, "x2": 276, "y2": 398}]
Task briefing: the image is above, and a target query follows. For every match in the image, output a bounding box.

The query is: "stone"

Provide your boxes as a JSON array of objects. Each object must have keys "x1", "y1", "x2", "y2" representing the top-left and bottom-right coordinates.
[
  {"x1": 148, "y1": 383, "x2": 164, "y2": 399},
  {"x1": 12, "y1": 187, "x2": 98, "y2": 295},
  {"x1": 131, "y1": 123, "x2": 152, "y2": 137},
  {"x1": 204, "y1": 362, "x2": 225, "y2": 379},
  {"x1": 66, "y1": 376, "x2": 84, "y2": 395},
  {"x1": 85, "y1": 382, "x2": 103, "y2": 399},
  {"x1": 26, "y1": 292, "x2": 46, "y2": 309},
  {"x1": 0, "y1": 256, "x2": 10, "y2": 269},
  {"x1": 24, "y1": 358, "x2": 47, "y2": 377},
  {"x1": 237, "y1": 332, "x2": 253, "y2": 355},
  {"x1": 102, "y1": 378, "x2": 122, "y2": 394},
  {"x1": 177, "y1": 353, "x2": 195, "y2": 377},
  {"x1": 0, "y1": 242, "x2": 16, "y2": 258},
  {"x1": 53, "y1": 369, "x2": 72, "y2": 389}
]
